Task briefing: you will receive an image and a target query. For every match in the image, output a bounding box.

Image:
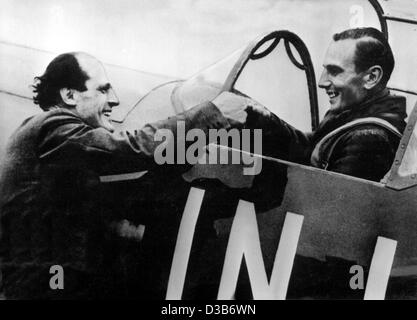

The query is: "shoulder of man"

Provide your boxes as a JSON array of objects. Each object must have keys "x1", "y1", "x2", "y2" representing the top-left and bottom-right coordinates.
[
  {"x1": 332, "y1": 124, "x2": 400, "y2": 160},
  {"x1": 339, "y1": 123, "x2": 399, "y2": 144},
  {"x1": 12, "y1": 108, "x2": 85, "y2": 137},
  {"x1": 36, "y1": 108, "x2": 90, "y2": 139},
  {"x1": 41, "y1": 107, "x2": 84, "y2": 125},
  {"x1": 35, "y1": 108, "x2": 92, "y2": 156},
  {"x1": 312, "y1": 122, "x2": 401, "y2": 170}
]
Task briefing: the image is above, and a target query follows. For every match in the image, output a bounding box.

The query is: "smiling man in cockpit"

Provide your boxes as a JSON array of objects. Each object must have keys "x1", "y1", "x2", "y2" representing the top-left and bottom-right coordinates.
[
  {"x1": 256, "y1": 27, "x2": 408, "y2": 299},
  {"x1": 261, "y1": 27, "x2": 407, "y2": 182}
]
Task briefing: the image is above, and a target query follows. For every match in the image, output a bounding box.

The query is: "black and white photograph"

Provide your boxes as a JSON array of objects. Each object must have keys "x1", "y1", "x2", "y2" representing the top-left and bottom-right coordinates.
[{"x1": 1, "y1": 0, "x2": 417, "y2": 304}]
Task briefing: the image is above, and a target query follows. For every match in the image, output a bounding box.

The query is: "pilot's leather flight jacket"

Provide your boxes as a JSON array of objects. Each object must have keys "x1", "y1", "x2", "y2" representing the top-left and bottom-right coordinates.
[
  {"x1": 310, "y1": 117, "x2": 402, "y2": 172},
  {"x1": 260, "y1": 88, "x2": 407, "y2": 182}
]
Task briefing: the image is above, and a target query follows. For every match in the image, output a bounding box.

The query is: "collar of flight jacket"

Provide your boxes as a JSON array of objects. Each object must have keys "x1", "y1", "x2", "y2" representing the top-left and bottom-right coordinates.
[{"x1": 312, "y1": 88, "x2": 407, "y2": 144}]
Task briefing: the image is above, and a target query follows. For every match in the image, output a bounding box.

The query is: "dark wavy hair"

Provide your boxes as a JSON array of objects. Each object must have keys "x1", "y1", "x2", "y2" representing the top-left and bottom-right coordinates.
[
  {"x1": 32, "y1": 53, "x2": 89, "y2": 110},
  {"x1": 333, "y1": 27, "x2": 394, "y2": 86}
]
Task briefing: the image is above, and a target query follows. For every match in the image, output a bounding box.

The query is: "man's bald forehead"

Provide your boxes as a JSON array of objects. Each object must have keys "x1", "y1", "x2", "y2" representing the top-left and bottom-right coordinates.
[
  {"x1": 74, "y1": 51, "x2": 96, "y2": 63},
  {"x1": 74, "y1": 52, "x2": 99, "y2": 63},
  {"x1": 73, "y1": 52, "x2": 105, "y2": 78}
]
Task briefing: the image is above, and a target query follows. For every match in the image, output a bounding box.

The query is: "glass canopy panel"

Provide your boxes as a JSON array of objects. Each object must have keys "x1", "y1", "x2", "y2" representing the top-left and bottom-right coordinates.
[
  {"x1": 385, "y1": 22, "x2": 417, "y2": 115},
  {"x1": 175, "y1": 46, "x2": 247, "y2": 110},
  {"x1": 398, "y1": 123, "x2": 417, "y2": 177},
  {"x1": 234, "y1": 40, "x2": 313, "y2": 131},
  {"x1": 379, "y1": 0, "x2": 417, "y2": 21}
]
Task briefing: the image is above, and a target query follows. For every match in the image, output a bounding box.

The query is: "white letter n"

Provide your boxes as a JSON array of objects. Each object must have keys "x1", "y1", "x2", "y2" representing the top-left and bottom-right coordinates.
[{"x1": 217, "y1": 201, "x2": 303, "y2": 300}]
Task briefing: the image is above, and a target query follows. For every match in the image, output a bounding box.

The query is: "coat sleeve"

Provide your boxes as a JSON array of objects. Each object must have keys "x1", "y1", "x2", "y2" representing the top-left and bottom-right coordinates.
[
  {"x1": 327, "y1": 126, "x2": 399, "y2": 181},
  {"x1": 246, "y1": 109, "x2": 313, "y2": 163},
  {"x1": 38, "y1": 101, "x2": 230, "y2": 174}
]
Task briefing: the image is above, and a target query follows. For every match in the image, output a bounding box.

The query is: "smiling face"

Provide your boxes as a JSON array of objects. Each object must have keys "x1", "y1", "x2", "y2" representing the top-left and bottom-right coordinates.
[
  {"x1": 319, "y1": 39, "x2": 369, "y2": 111},
  {"x1": 72, "y1": 54, "x2": 119, "y2": 131}
]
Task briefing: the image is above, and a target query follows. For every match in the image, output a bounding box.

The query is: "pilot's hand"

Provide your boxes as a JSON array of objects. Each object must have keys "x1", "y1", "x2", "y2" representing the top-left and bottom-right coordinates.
[{"x1": 212, "y1": 92, "x2": 271, "y2": 126}]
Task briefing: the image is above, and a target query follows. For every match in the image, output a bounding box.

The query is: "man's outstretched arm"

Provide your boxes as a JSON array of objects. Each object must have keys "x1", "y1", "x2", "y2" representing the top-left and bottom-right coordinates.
[
  {"x1": 38, "y1": 101, "x2": 230, "y2": 174},
  {"x1": 242, "y1": 102, "x2": 314, "y2": 164}
]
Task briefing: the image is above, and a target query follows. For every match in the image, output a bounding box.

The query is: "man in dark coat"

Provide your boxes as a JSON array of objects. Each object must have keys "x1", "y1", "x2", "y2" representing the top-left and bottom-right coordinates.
[
  {"x1": 0, "y1": 52, "x2": 259, "y2": 299},
  {"x1": 259, "y1": 27, "x2": 407, "y2": 183},
  {"x1": 161, "y1": 27, "x2": 409, "y2": 300},
  {"x1": 258, "y1": 27, "x2": 407, "y2": 299}
]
